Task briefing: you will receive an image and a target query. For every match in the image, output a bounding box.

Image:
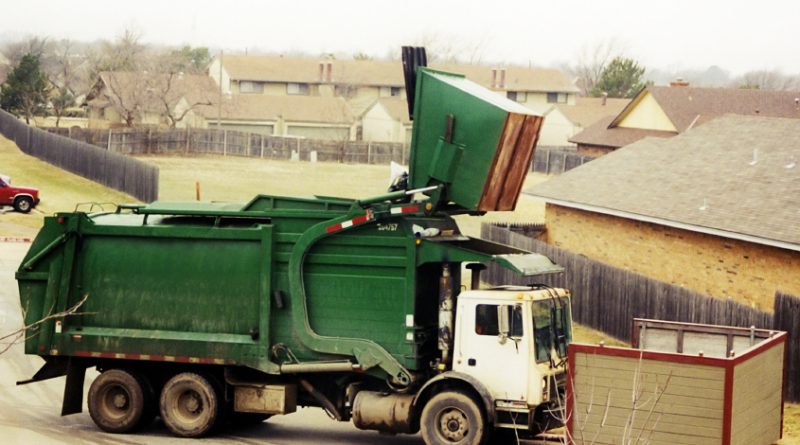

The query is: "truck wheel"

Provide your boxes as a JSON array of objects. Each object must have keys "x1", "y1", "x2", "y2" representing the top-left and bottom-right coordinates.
[
  {"x1": 88, "y1": 369, "x2": 147, "y2": 433},
  {"x1": 159, "y1": 372, "x2": 221, "y2": 437},
  {"x1": 13, "y1": 196, "x2": 33, "y2": 213},
  {"x1": 420, "y1": 391, "x2": 487, "y2": 445}
]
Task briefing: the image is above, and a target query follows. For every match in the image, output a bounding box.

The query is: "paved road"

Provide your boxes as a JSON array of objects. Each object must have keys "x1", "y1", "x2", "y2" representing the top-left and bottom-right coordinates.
[{"x1": 0, "y1": 242, "x2": 425, "y2": 445}]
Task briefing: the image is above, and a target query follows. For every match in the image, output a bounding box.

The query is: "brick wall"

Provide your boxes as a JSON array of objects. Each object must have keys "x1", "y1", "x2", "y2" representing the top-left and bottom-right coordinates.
[{"x1": 545, "y1": 204, "x2": 800, "y2": 310}]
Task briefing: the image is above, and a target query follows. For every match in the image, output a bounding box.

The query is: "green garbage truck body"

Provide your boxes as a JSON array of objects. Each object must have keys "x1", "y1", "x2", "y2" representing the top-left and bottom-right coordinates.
[{"x1": 16, "y1": 59, "x2": 574, "y2": 445}]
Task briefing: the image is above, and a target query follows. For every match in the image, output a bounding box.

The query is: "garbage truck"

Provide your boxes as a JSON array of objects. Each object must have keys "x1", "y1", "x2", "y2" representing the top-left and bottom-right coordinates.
[{"x1": 16, "y1": 47, "x2": 573, "y2": 445}]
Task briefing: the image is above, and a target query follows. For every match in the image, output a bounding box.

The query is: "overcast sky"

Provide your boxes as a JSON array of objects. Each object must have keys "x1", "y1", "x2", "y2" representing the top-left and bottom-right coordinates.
[{"x1": 1, "y1": 0, "x2": 798, "y2": 75}]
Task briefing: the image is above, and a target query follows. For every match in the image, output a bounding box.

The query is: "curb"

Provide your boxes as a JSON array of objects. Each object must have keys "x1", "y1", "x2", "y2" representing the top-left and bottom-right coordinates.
[{"x1": 0, "y1": 237, "x2": 32, "y2": 243}]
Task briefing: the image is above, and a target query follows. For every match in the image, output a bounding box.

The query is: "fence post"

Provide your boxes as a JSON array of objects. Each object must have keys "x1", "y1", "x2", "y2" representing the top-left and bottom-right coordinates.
[
  {"x1": 185, "y1": 128, "x2": 191, "y2": 154},
  {"x1": 260, "y1": 135, "x2": 265, "y2": 158},
  {"x1": 545, "y1": 149, "x2": 551, "y2": 174},
  {"x1": 223, "y1": 130, "x2": 227, "y2": 156},
  {"x1": 107, "y1": 129, "x2": 112, "y2": 151},
  {"x1": 367, "y1": 142, "x2": 372, "y2": 164}
]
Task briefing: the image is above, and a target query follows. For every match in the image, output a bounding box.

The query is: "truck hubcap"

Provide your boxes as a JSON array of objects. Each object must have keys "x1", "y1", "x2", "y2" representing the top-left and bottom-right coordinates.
[
  {"x1": 102, "y1": 386, "x2": 130, "y2": 419},
  {"x1": 112, "y1": 392, "x2": 129, "y2": 409},
  {"x1": 179, "y1": 391, "x2": 203, "y2": 415},
  {"x1": 438, "y1": 408, "x2": 468, "y2": 441}
]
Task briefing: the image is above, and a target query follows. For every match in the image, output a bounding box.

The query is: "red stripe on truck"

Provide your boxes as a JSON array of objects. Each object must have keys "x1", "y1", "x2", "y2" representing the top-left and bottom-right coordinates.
[{"x1": 74, "y1": 350, "x2": 234, "y2": 365}]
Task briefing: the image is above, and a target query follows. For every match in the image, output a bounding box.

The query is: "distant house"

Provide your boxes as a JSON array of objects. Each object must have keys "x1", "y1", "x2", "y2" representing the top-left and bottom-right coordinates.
[
  {"x1": 557, "y1": 96, "x2": 628, "y2": 135},
  {"x1": 570, "y1": 84, "x2": 800, "y2": 156},
  {"x1": 198, "y1": 94, "x2": 356, "y2": 140},
  {"x1": 528, "y1": 114, "x2": 800, "y2": 310},
  {"x1": 85, "y1": 71, "x2": 219, "y2": 129},
  {"x1": 209, "y1": 55, "x2": 580, "y2": 145},
  {"x1": 361, "y1": 98, "x2": 412, "y2": 143}
]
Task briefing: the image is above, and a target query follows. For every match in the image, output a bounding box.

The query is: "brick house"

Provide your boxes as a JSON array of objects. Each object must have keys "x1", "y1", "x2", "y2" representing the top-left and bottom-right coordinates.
[
  {"x1": 570, "y1": 84, "x2": 800, "y2": 156},
  {"x1": 528, "y1": 114, "x2": 800, "y2": 310}
]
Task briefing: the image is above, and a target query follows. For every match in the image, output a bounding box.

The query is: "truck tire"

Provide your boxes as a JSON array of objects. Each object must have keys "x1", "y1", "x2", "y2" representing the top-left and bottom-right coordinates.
[
  {"x1": 420, "y1": 390, "x2": 488, "y2": 445},
  {"x1": 13, "y1": 196, "x2": 33, "y2": 213},
  {"x1": 159, "y1": 372, "x2": 221, "y2": 437},
  {"x1": 88, "y1": 369, "x2": 148, "y2": 433}
]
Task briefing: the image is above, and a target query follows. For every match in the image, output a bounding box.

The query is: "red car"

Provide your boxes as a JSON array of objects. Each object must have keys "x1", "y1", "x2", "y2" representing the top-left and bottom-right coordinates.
[{"x1": 0, "y1": 174, "x2": 40, "y2": 213}]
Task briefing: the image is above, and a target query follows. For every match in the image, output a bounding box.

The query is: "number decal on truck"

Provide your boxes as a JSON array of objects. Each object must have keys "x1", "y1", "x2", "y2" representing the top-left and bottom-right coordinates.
[{"x1": 377, "y1": 223, "x2": 398, "y2": 232}]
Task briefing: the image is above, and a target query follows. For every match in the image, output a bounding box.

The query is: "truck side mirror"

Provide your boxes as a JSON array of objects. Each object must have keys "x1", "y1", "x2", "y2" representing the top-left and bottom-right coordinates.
[{"x1": 497, "y1": 305, "x2": 509, "y2": 344}]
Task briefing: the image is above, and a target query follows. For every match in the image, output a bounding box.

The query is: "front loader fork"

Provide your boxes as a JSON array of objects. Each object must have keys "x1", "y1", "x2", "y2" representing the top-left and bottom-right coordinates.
[{"x1": 286, "y1": 194, "x2": 433, "y2": 388}]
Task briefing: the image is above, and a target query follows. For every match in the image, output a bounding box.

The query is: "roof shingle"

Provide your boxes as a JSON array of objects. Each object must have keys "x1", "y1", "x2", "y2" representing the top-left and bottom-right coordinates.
[{"x1": 529, "y1": 114, "x2": 800, "y2": 249}]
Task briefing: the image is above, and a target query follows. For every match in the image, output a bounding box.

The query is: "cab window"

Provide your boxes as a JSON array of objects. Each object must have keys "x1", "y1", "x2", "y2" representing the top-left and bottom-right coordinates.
[{"x1": 475, "y1": 304, "x2": 523, "y2": 337}]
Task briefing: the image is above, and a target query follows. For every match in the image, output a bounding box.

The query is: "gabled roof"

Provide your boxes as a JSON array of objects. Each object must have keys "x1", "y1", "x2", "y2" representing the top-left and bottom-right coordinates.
[
  {"x1": 570, "y1": 86, "x2": 800, "y2": 149},
  {"x1": 557, "y1": 97, "x2": 629, "y2": 128},
  {"x1": 198, "y1": 94, "x2": 354, "y2": 124},
  {"x1": 529, "y1": 114, "x2": 800, "y2": 251},
  {"x1": 221, "y1": 55, "x2": 404, "y2": 87},
  {"x1": 218, "y1": 55, "x2": 578, "y2": 93},
  {"x1": 617, "y1": 86, "x2": 800, "y2": 131},
  {"x1": 367, "y1": 97, "x2": 412, "y2": 124},
  {"x1": 435, "y1": 64, "x2": 579, "y2": 93},
  {"x1": 568, "y1": 115, "x2": 675, "y2": 148}
]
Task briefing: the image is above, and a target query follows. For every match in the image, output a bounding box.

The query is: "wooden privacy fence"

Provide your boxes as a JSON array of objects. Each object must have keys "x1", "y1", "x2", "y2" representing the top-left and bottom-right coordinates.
[
  {"x1": 774, "y1": 291, "x2": 800, "y2": 402},
  {"x1": 531, "y1": 148, "x2": 595, "y2": 174},
  {"x1": 47, "y1": 127, "x2": 410, "y2": 165},
  {"x1": 0, "y1": 110, "x2": 158, "y2": 202},
  {"x1": 481, "y1": 222, "x2": 800, "y2": 401}
]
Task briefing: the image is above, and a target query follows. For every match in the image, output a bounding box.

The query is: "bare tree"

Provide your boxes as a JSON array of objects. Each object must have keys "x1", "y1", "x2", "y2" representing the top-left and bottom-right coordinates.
[
  {"x1": 736, "y1": 69, "x2": 800, "y2": 91},
  {"x1": 0, "y1": 293, "x2": 90, "y2": 356},
  {"x1": 149, "y1": 71, "x2": 214, "y2": 128},
  {"x1": 570, "y1": 39, "x2": 626, "y2": 96},
  {"x1": 99, "y1": 71, "x2": 147, "y2": 127},
  {"x1": 406, "y1": 32, "x2": 489, "y2": 64}
]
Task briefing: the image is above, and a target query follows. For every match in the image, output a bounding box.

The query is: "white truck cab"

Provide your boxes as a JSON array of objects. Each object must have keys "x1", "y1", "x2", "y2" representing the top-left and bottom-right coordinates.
[{"x1": 453, "y1": 286, "x2": 572, "y2": 433}]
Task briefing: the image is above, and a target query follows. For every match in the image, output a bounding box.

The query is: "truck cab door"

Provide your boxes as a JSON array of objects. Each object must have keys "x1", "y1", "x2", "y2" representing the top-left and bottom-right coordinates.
[{"x1": 453, "y1": 302, "x2": 531, "y2": 402}]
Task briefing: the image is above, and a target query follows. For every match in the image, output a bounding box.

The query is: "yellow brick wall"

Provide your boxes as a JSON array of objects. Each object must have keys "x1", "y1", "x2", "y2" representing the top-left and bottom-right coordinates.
[{"x1": 546, "y1": 205, "x2": 800, "y2": 310}]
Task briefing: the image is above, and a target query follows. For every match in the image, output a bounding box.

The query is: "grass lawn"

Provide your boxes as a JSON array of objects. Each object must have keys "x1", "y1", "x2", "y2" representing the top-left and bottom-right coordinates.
[
  {"x1": 139, "y1": 153, "x2": 548, "y2": 238},
  {"x1": 0, "y1": 136, "x2": 136, "y2": 237}
]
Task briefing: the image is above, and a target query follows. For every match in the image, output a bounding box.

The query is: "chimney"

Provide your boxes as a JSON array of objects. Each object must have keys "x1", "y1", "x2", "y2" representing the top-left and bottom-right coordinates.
[
  {"x1": 327, "y1": 62, "x2": 333, "y2": 83},
  {"x1": 670, "y1": 77, "x2": 690, "y2": 87},
  {"x1": 491, "y1": 69, "x2": 497, "y2": 88},
  {"x1": 601, "y1": 92, "x2": 608, "y2": 106},
  {"x1": 499, "y1": 68, "x2": 507, "y2": 89},
  {"x1": 319, "y1": 62, "x2": 325, "y2": 82},
  {"x1": 795, "y1": 98, "x2": 799, "y2": 110}
]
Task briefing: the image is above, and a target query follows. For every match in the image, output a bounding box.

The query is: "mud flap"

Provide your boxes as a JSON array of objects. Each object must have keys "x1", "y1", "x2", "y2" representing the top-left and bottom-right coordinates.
[{"x1": 62, "y1": 357, "x2": 88, "y2": 416}]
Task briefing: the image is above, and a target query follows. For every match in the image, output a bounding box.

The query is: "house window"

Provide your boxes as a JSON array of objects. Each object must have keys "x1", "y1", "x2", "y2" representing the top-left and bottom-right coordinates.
[
  {"x1": 288, "y1": 83, "x2": 310, "y2": 95},
  {"x1": 239, "y1": 81, "x2": 264, "y2": 94},
  {"x1": 390, "y1": 87, "x2": 401, "y2": 97},
  {"x1": 507, "y1": 91, "x2": 527, "y2": 102},
  {"x1": 547, "y1": 92, "x2": 568, "y2": 104}
]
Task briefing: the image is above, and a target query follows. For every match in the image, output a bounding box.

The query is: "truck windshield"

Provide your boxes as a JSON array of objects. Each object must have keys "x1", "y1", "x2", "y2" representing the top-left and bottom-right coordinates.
[{"x1": 532, "y1": 297, "x2": 572, "y2": 364}]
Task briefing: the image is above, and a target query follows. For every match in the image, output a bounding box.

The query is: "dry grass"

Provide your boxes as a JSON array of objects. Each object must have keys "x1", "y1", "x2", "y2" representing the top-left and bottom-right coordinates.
[
  {"x1": 140, "y1": 153, "x2": 548, "y2": 238},
  {"x1": 0, "y1": 136, "x2": 135, "y2": 238}
]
